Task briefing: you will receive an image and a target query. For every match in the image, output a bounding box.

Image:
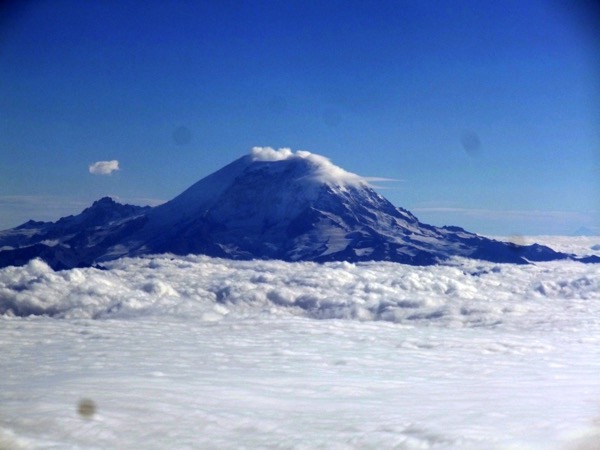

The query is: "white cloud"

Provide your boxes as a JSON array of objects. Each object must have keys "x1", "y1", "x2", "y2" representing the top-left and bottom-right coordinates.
[
  {"x1": 362, "y1": 177, "x2": 403, "y2": 183},
  {"x1": 298, "y1": 151, "x2": 365, "y2": 186},
  {"x1": 2, "y1": 248, "x2": 599, "y2": 449},
  {"x1": 249, "y1": 147, "x2": 405, "y2": 189},
  {"x1": 1, "y1": 248, "x2": 598, "y2": 321},
  {"x1": 89, "y1": 160, "x2": 120, "y2": 175},
  {"x1": 250, "y1": 147, "x2": 365, "y2": 186},
  {"x1": 251, "y1": 146, "x2": 293, "y2": 161}
]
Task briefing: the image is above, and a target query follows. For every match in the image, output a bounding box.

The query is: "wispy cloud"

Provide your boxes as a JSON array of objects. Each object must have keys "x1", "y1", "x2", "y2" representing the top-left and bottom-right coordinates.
[
  {"x1": 412, "y1": 205, "x2": 600, "y2": 235},
  {"x1": 89, "y1": 160, "x2": 119, "y2": 175},
  {"x1": 363, "y1": 177, "x2": 404, "y2": 183},
  {"x1": 412, "y1": 206, "x2": 597, "y2": 221},
  {"x1": 363, "y1": 177, "x2": 405, "y2": 190}
]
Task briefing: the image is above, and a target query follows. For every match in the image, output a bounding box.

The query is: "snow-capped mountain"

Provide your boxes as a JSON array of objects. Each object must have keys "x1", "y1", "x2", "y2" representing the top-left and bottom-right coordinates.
[
  {"x1": 0, "y1": 148, "x2": 596, "y2": 269},
  {"x1": 0, "y1": 198, "x2": 150, "y2": 270}
]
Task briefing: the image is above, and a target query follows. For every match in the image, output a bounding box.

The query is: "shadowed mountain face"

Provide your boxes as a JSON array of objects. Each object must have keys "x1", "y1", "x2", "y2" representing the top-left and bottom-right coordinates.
[
  {"x1": 0, "y1": 198, "x2": 150, "y2": 270},
  {"x1": 0, "y1": 150, "x2": 596, "y2": 270}
]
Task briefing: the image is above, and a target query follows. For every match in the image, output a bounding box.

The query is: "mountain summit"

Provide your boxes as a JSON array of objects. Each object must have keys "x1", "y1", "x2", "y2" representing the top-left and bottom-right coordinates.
[{"x1": 0, "y1": 148, "x2": 596, "y2": 269}]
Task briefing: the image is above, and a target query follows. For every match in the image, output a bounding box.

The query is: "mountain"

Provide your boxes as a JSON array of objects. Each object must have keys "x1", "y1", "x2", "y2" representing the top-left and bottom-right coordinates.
[
  {"x1": 0, "y1": 198, "x2": 150, "y2": 270},
  {"x1": 1, "y1": 148, "x2": 597, "y2": 269}
]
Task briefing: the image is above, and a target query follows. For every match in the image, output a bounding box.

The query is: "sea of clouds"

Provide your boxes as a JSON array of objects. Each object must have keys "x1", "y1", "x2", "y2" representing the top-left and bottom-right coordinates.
[
  {"x1": 1, "y1": 237, "x2": 600, "y2": 449},
  {"x1": 0, "y1": 252, "x2": 599, "y2": 330}
]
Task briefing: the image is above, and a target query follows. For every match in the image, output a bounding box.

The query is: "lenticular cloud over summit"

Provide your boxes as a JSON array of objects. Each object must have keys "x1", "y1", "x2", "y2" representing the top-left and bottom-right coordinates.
[
  {"x1": 251, "y1": 146, "x2": 295, "y2": 161},
  {"x1": 250, "y1": 146, "x2": 365, "y2": 186}
]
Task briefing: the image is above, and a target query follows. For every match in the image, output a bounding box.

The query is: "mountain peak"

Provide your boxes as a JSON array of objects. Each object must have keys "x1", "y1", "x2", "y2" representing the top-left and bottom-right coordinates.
[
  {"x1": 91, "y1": 196, "x2": 119, "y2": 207},
  {"x1": 250, "y1": 147, "x2": 366, "y2": 188},
  {"x1": 1, "y1": 147, "x2": 596, "y2": 269}
]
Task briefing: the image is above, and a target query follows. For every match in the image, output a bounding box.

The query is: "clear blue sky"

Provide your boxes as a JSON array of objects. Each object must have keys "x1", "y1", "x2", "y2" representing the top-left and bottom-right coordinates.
[{"x1": 1, "y1": 0, "x2": 598, "y2": 235}]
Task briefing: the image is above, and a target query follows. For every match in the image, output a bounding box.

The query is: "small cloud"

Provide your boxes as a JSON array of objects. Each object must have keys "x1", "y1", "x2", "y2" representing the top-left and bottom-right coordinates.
[
  {"x1": 89, "y1": 160, "x2": 120, "y2": 176},
  {"x1": 251, "y1": 146, "x2": 294, "y2": 161}
]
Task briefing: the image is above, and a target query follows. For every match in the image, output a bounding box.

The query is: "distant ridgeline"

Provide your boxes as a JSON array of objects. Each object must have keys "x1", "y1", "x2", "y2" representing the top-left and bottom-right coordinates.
[{"x1": 1, "y1": 148, "x2": 598, "y2": 270}]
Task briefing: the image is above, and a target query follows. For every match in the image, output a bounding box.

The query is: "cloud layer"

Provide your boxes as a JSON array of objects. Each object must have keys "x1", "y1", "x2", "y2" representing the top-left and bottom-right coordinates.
[
  {"x1": 1, "y1": 248, "x2": 598, "y2": 327},
  {"x1": 1, "y1": 238, "x2": 599, "y2": 449},
  {"x1": 89, "y1": 160, "x2": 119, "y2": 175}
]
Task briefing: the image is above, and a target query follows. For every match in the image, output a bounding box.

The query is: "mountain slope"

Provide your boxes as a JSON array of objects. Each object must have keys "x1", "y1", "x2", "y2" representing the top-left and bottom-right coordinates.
[{"x1": 0, "y1": 148, "x2": 596, "y2": 269}]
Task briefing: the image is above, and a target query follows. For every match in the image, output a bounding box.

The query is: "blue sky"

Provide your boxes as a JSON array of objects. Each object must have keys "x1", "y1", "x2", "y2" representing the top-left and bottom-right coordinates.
[{"x1": 1, "y1": 0, "x2": 598, "y2": 235}]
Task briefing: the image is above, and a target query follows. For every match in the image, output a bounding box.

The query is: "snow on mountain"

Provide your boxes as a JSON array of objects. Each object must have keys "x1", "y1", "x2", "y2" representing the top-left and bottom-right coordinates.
[
  {"x1": 0, "y1": 197, "x2": 150, "y2": 270},
  {"x1": 0, "y1": 147, "x2": 597, "y2": 269}
]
